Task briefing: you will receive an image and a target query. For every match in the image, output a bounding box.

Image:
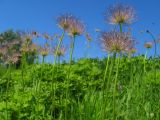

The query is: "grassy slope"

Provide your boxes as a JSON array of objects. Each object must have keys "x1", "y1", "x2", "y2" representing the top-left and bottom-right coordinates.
[{"x1": 0, "y1": 57, "x2": 160, "y2": 120}]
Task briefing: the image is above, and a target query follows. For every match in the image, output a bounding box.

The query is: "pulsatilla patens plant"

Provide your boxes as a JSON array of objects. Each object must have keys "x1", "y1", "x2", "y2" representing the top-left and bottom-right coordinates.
[
  {"x1": 144, "y1": 42, "x2": 153, "y2": 49},
  {"x1": 39, "y1": 46, "x2": 50, "y2": 63},
  {"x1": 20, "y1": 32, "x2": 40, "y2": 64},
  {"x1": 101, "y1": 3, "x2": 136, "y2": 120},
  {"x1": 51, "y1": 46, "x2": 66, "y2": 66},
  {"x1": 53, "y1": 46, "x2": 66, "y2": 58},
  {"x1": 66, "y1": 17, "x2": 85, "y2": 37},
  {"x1": 106, "y1": 3, "x2": 136, "y2": 25},
  {"x1": 53, "y1": 14, "x2": 72, "y2": 64},
  {"x1": 100, "y1": 31, "x2": 134, "y2": 53},
  {"x1": 56, "y1": 13, "x2": 85, "y2": 120},
  {"x1": 57, "y1": 13, "x2": 74, "y2": 32},
  {"x1": 55, "y1": 13, "x2": 85, "y2": 64}
]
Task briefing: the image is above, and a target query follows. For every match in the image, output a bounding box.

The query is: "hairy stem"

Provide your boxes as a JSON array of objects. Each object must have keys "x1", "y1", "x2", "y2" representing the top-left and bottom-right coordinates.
[
  {"x1": 113, "y1": 55, "x2": 120, "y2": 120},
  {"x1": 54, "y1": 30, "x2": 65, "y2": 65}
]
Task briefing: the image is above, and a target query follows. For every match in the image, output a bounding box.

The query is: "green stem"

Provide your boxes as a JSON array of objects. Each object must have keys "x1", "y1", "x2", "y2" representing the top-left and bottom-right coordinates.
[
  {"x1": 67, "y1": 35, "x2": 76, "y2": 80},
  {"x1": 58, "y1": 56, "x2": 60, "y2": 66},
  {"x1": 119, "y1": 23, "x2": 123, "y2": 33},
  {"x1": 147, "y1": 31, "x2": 156, "y2": 57},
  {"x1": 144, "y1": 51, "x2": 148, "y2": 73},
  {"x1": 51, "y1": 31, "x2": 65, "y2": 119},
  {"x1": 21, "y1": 53, "x2": 26, "y2": 91},
  {"x1": 106, "y1": 53, "x2": 116, "y2": 90},
  {"x1": 103, "y1": 53, "x2": 110, "y2": 87},
  {"x1": 113, "y1": 55, "x2": 120, "y2": 120},
  {"x1": 42, "y1": 56, "x2": 45, "y2": 64},
  {"x1": 65, "y1": 35, "x2": 76, "y2": 120},
  {"x1": 54, "y1": 31, "x2": 65, "y2": 65},
  {"x1": 102, "y1": 53, "x2": 110, "y2": 119}
]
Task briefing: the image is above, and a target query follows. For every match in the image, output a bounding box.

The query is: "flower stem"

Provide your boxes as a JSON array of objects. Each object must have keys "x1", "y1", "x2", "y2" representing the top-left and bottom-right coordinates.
[
  {"x1": 65, "y1": 35, "x2": 76, "y2": 120},
  {"x1": 113, "y1": 55, "x2": 120, "y2": 120},
  {"x1": 119, "y1": 23, "x2": 123, "y2": 33},
  {"x1": 54, "y1": 30, "x2": 65, "y2": 65},
  {"x1": 102, "y1": 53, "x2": 110, "y2": 119},
  {"x1": 147, "y1": 31, "x2": 156, "y2": 57},
  {"x1": 42, "y1": 56, "x2": 45, "y2": 64},
  {"x1": 144, "y1": 50, "x2": 148, "y2": 73}
]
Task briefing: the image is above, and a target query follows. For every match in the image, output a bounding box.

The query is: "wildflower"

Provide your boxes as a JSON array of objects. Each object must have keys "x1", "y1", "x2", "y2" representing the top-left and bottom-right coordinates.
[
  {"x1": 20, "y1": 45, "x2": 30, "y2": 53},
  {"x1": 53, "y1": 46, "x2": 66, "y2": 57},
  {"x1": 21, "y1": 34, "x2": 32, "y2": 45},
  {"x1": 67, "y1": 17, "x2": 85, "y2": 37},
  {"x1": 40, "y1": 47, "x2": 49, "y2": 57},
  {"x1": 6, "y1": 52, "x2": 21, "y2": 64},
  {"x1": 144, "y1": 42, "x2": 153, "y2": 49},
  {"x1": 100, "y1": 31, "x2": 134, "y2": 53},
  {"x1": 57, "y1": 14, "x2": 85, "y2": 37},
  {"x1": 85, "y1": 33, "x2": 92, "y2": 41},
  {"x1": 57, "y1": 13, "x2": 73, "y2": 31},
  {"x1": 29, "y1": 44, "x2": 39, "y2": 53},
  {"x1": 127, "y1": 47, "x2": 137, "y2": 55},
  {"x1": 43, "y1": 33, "x2": 52, "y2": 40},
  {"x1": 106, "y1": 3, "x2": 136, "y2": 25}
]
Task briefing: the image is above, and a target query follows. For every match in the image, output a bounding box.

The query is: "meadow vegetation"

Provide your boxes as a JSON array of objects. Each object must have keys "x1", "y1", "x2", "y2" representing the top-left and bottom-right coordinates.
[{"x1": 0, "y1": 3, "x2": 160, "y2": 120}]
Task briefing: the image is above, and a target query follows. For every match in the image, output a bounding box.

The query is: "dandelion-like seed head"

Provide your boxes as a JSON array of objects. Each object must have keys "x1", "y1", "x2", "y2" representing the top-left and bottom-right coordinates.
[
  {"x1": 57, "y1": 13, "x2": 73, "y2": 31},
  {"x1": 6, "y1": 52, "x2": 21, "y2": 64},
  {"x1": 57, "y1": 13, "x2": 85, "y2": 37},
  {"x1": 21, "y1": 34, "x2": 32, "y2": 44},
  {"x1": 106, "y1": 3, "x2": 136, "y2": 25},
  {"x1": 20, "y1": 45, "x2": 30, "y2": 53},
  {"x1": 144, "y1": 42, "x2": 153, "y2": 49},
  {"x1": 29, "y1": 44, "x2": 39, "y2": 53},
  {"x1": 40, "y1": 47, "x2": 49, "y2": 57},
  {"x1": 53, "y1": 46, "x2": 66, "y2": 57},
  {"x1": 67, "y1": 17, "x2": 85, "y2": 37},
  {"x1": 43, "y1": 33, "x2": 52, "y2": 40},
  {"x1": 100, "y1": 31, "x2": 134, "y2": 53},
  {"x1": 128, "y1": 47, "x2": 137, "y2": 54}
]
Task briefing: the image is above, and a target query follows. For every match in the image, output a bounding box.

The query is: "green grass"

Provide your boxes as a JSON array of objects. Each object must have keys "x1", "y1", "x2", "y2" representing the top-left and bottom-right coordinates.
[{"x1": 0, "y1": 56, "x2": 160, "y2": 120}]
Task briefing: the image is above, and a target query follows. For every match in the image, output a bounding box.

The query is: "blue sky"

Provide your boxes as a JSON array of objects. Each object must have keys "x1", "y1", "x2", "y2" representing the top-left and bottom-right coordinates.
[{"x1": 0, "y1": 0, "x2": 160, "y2": 62}]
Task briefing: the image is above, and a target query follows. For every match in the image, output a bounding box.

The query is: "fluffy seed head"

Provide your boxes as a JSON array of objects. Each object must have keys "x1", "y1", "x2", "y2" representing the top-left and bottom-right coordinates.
[
  {"x1": 128, "y1": 47, "x2": 137, "y2": 54},
  {"x1": 53, "y1": 46, "x2": 66, "y2": 57},
  {"x1": 40, "y1": 47, "x2": 49, "y2": 57},
  {"x1": 67, "y1": 17, "x2": 85, "y2": 37},
  {"x1": 144, "y1": 42, "x2": 153, "y2": 49},
  {"x1": 6, "y1": 52, "x2": 21, "y2": 64},
  {"x1": 29, "y1": 44, "x2": 39, "y2": 53},
  {"x1": 106, "y1": 3, "x2": 136, "y2": 25},
  {"x1": 57, "y1": 13, "x2": 85, "y2": 36},
  {"x1": 21, "y1": 34, "x2": 32, "y2": 45},
  {"x1": 20, "y1": 45, "x2": 30, "y2": 53},
  {"x1": 57, "y1": 13, "x2": 73, "y2": 31},
  {"x1": 100, "y1": 31, "x2": 134, "y2": 53},
  {"x1": 43, "y1": 33, "x2": 52, "y2": 40}
]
